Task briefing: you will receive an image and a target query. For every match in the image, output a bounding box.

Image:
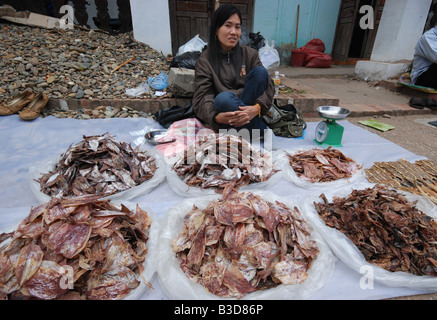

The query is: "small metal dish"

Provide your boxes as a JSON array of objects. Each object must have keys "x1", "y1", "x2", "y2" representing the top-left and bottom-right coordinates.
[
  {"x1": 145, "y1": 130, "x2": 176, "y2": 145},
  {"x1": 317, "y1": 106, "x2": 351, "y2": 120}
]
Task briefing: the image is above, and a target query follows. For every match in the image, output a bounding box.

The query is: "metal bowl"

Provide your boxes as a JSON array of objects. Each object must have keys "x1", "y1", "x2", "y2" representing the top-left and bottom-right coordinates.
[
  {"x1": 317, "y1": 106, "x2": 351, "y2": 120},
  {"x1": 144, "y1": 130, "x2": 176, "y2": 145}
]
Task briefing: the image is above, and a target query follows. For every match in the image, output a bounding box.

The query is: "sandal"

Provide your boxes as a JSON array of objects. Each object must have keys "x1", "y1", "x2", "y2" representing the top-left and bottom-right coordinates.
[
  {"x1": 0, "y1": 90, "x2": 35, "y2": 115},
  {"x1": 427, "y1": 98, "x2": 437, "y2": 110},
  {"x1": 409, "y1": 97, "x2": 437, "y2": 110},
  {"x1": 19, "y1": 92, "x2": 49, "y2": 121}
]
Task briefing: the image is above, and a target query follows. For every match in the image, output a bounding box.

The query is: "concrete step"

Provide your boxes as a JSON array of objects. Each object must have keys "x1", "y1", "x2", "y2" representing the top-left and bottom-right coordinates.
[
  {"x1": 275, "y1": 78, "x2": 339, "y2": 117},
  {"x1": 46, "y1": 97, "x2": 192, "y2": 115}
]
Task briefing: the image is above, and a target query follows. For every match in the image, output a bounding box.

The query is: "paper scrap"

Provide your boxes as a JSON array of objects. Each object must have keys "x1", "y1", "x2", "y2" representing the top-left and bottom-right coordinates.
[{"x1": 358, "y1": 119, "x2": 395, "y2": 132}]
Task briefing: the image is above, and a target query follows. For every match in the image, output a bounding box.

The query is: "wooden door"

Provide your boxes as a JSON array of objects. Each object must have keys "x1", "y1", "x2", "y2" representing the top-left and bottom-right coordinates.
[
  {"x1": 356, "y1": 0, "x2": 384, "y2": 59},
  {"x1": 219, "y1": 0, "x2": 254, "y2": 32},
  {"x1": 169, "y1": 0, "x2": 254, "y2": 55},
  {"x1": 332, "y1": 0, "x2": 385, "y2": 62},
  {"x1": 332, "y1": 0, "x2": 361, "y2": 61},
  {"x1": 169, "y1": 0, "x2": 213, "y2": 55}
]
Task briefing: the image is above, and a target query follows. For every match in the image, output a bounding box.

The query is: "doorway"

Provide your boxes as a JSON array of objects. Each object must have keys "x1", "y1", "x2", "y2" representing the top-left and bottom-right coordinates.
[
  {"x1": 332, "y1": 0, "x2": 384, "y2": 64},
  {"x1": 168, "y1": 0, "x2": 254, "y2": 55}
]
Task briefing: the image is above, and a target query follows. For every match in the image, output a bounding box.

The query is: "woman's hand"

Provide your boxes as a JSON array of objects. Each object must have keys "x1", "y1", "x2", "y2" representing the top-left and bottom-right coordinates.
[{"x1": 214, "y1": 105, "x2": 259, "y2": 127}]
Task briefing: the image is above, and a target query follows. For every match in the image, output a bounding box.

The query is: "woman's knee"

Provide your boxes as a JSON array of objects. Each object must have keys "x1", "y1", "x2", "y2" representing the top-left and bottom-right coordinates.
[
  {"x1": 214, "y1": 92, "x2": 239, "y2": 112},
  {"x1": 248, "y1": 66, "x2": 269, "y2": 81}
]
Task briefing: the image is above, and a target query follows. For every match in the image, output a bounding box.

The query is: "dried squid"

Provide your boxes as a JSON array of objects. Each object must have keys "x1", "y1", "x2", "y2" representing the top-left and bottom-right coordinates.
[
  {"x1": 37, "y1": 133, "x2": 157, "y2": 198},
  {"x1": 0, "y1": 195, "x2": 152, "y2": 300},
  {"x1": 172, "y1": 188, "x2": 319, "y2": 298},
  {"x1": 172, "y1": 133, "x2": 277, "y2": 193}
]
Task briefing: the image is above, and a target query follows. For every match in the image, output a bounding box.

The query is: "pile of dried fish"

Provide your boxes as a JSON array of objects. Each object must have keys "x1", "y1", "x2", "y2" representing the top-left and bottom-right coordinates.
[
  {"x1": 173, "y1": 188, "x2": 319, "y2": 298},
  {"x1": 38, "y1": 133, "x2": 157, "y2": 198},
  {"x1": 287, "y1": 147, "x2": 362, "y2": 183},
  {"x1": 366, "y1": 158, "x2": 437, "y2": 205},
  {"x1": 172, "y1": 134, "x2": 277, "y2": 192},
  {"x1": 314, "y1": 185, "x2": 437, "y2": 276},
  {"x1": 0, "y1": 195, "x2": 152, "y2": 300}
]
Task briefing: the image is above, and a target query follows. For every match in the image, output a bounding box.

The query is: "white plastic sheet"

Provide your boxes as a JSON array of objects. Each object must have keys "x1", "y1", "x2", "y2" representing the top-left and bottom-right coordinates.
[{"x1": 0, "y1": 115, "x2": 435, "y2": 299}]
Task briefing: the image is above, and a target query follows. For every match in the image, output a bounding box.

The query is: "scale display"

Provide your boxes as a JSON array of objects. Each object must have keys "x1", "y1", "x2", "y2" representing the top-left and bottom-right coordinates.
[
  {"x1": 315, "y1": 121, "x2": 328, "y2": 143},
  {"x1": 314, "y1": 106, "x2": 350, "y2": 147}
]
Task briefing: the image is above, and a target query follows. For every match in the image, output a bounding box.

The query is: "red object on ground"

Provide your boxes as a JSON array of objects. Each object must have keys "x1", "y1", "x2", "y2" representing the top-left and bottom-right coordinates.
[
  {"x1": 291, "y1": 49, "x2": 306, "y2": 66},
  {"x1": 306, "y1": 54, "x2": 332, "y2": 68},
  {"x1": 291, "y1": 39, "x2": 332, "y2": 68},
  {"x1": 304, "y1": 39, "x2": 325, "y2": 53}
]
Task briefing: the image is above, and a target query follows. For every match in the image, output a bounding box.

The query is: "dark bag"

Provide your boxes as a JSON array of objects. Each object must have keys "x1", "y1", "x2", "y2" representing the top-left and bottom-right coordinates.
[
  {"x1": 262, "y1": 100, "x2": 307, "y2": 138},
  {"x1": 249, "y1": 31, "x2": 265, "y2": 51},
  {"x1": 170, "y1": 51, "x2": 201, "y2": 69},
  {"x1": 155, "y1": 103, "x2": 195, "y2": 128}
]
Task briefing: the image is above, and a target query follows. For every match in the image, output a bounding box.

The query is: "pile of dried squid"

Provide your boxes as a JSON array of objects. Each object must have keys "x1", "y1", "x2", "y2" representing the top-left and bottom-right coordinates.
[
  {"x1": 37, "y1": 133, "x2": 158, "y2": 198},
  {"x1": 172, "y1": 188, "x2": 319, "y2": 298},
  {"x1": 172, "y1": 134, "x2": 277, "y2": 193},
  {"x1": 0, "y1": 195, "x2": 153, "y2": 300}
]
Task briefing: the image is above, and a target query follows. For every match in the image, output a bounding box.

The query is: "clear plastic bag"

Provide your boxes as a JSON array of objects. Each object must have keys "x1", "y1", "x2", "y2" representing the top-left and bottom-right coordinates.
[
  {"x1": 125, "y1": 81, "x2": 151, "y2": 97},
  {"x1": 165, "y1": 147, "x2": 285, "y2": 197},
  {"x1": 259, "y1": 40, "x2": 280, "y2": 70},
  {"x1": 177, "y1": 34, "x2": 206, "y2": 56},
  {"x1": 0, "y1": 201, "x2": 160, "y2": 300}
]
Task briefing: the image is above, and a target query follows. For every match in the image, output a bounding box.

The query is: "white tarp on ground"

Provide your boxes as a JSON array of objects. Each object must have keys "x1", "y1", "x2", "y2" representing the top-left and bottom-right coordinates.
[{"x1": 0, "y1": 114, "x2": 435, "y2": 300}]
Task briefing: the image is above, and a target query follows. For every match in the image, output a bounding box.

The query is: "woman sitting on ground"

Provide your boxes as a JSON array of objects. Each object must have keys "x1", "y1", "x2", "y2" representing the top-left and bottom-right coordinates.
[
  {"x1": 411, "y1": 24, "x2": 437, "y2": 90},
  {"x1": 409, "y1": 24, "x2": 437, "y2": 109},
  {"x1": 192, "y1": 4, "x2": 274, "y2": 134}
]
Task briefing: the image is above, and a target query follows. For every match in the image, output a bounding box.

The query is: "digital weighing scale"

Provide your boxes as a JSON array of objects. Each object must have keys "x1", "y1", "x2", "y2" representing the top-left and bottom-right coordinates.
[{"x1": 314, "y1": 106, "x2": 351, "y2": 147}]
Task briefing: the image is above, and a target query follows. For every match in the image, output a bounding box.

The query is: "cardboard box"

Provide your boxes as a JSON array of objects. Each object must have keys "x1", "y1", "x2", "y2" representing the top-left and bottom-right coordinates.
[{"x1": 0, "y1": 5, "x2": 61, "y2": 29}]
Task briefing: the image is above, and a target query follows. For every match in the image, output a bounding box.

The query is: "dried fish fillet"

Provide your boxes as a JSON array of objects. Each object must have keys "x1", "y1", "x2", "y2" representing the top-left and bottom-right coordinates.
[
  {"x1": 314, "y1": 185, "x2": 437, "y2": 276},
  {"x1": 173, "y1": 189, "x2": 319, "y2": 298},
  {"x1": 287, "y1": 147, "x2": 362, "y2": 183},
  {"x1": 365, "y1": 159, "x2": 437, "y2": 205},
  {"x1": 0, "y1": 196, "x2": 152, "y2": 300},
  {"x1": 37, "y1": 133, "x2": 157, "y2": 198}
]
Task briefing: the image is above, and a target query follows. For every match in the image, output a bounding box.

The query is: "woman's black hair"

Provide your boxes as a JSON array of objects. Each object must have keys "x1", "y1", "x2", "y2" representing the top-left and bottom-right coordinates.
[{"x1": 208, "y1": 4, "x2": 243, "y2": 80}]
